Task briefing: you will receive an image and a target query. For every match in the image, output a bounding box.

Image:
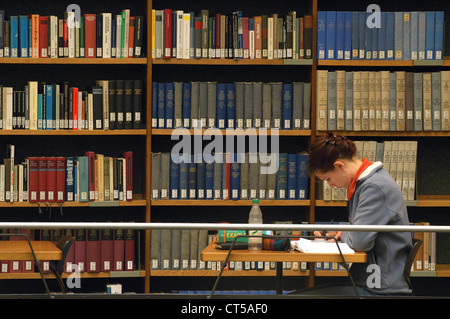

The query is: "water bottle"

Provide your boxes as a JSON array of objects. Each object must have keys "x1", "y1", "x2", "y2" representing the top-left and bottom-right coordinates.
[{"x1": 248, "y1": 199, "x2": 263, "y2": 251}]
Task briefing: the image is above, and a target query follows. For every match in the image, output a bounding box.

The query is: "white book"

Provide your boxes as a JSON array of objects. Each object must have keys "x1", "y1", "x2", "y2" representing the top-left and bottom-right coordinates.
[
  {"x1": 88, "y1": 93, "x2": 94, "y2": 130},
  {"x1": 116, "y1": 14, "x2": 122, "y2": 58},
  {"x1": 28, "y1": 81, "x2": 38, "y2": 130},
  {"x1": 182, "y1": 14, "x2": 190, "y2": 59},
  {"x1": 267, "y1": 17, "x2": 273, "y2": 59},
  {"x1": 3, "y1": 87, "x2": 13, "y2": 130},
  {"x1": 291, "y1": 238, "x2": 355, "y2": 254},
  {"x1": 102, "y1": 13, "x2": 112, "y2": 58},
  {"x1": 50, "y1": 16, "x2": 58, "y2": 58}
]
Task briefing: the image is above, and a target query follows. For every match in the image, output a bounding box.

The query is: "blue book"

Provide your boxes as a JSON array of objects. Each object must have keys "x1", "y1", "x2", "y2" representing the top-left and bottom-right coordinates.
[
  {"x1": 326, "y1": 11, "x2": 336, "y2": 59},
  {"x1": 216, "y1": 83, "x2": 227, "y2": 129},
  {"x1": 226, "y1": 83, "x2": 235, "y2": 128},
  {"x1": 19, "y1": 15, "x2": 28, "y2": 57},
  {"x1": 238, "y1": 11, "x2": 243, "y2": 59},
  {"x1": 371, "y1": 26, "x2": 378, "y2": 59},
  {"x1": 152, "y1": 82, "x2": 158, "y2": 128},
  {"x1": 394, "y1": 12, "x2": 403, "y2": 60},
  {"x1": 358, "y1": 12, "x2": 365, "y2": 59},
  {"x1": 230, "y1": 154, "x2": 240, "y2": 200},
  {"x1": 335, "y1": 11, "x2": 345, "y2": 60},
  {"x1": 188, "y1": 159, "x2": 197, "y2": 199},
  {"x1": 282, "y1": 83, "x2": 293, "y2": 129},
  {"x1": 403, "y1": 12, "x2": 411, "y2": 60},
  {"x1": 111, "y1": 19, "x2": 116, "y2": 58},
  {"x1": 351, "y1": 12, "x2": 359, "y2": 59},
  {"x1": 182, "y1": 82, "x2": 191, "y2": 128},
  {"x1": 157, "y1": 83, "x2": 165, "y2": 128},
  {"x1": 317, "y1": 11, "x2": 326, "y2": 59},
  {"x1": 171, "y1": 12, "x2": 177, "y2": 58},
  {"x1": 434, "y1": 11, "x2": 444, "y2": 60},
  {"x1": 287, "y1": 154, "x2": 297, "y2": 199},
  {"x1": 165, "y1": 82, "x2": 174, "y2": 128},
  {"x1": 179, "y1": 161, "x2": 189, "y2": 199},
  {"x1": 37, "y1": 94, "x2": 43, "y2": 129},
  {"x1": 65, "y1": 157, "x2": 75, "y2": 201},
  {"x1": 196, "y1": 159, "x2": 205, "y2": 199},
  {"x1": 276, "y1": 153, "x2": 287, "y2": 199},
  {"x1": 10, "y1": 16, "x2": 19, "y2": 58},
  {"x1": 344, "y1": 12, "x2": 352, "y2": 60},
  {"x1": 170, "y1": 155, "x2": 179, "y2": 199},
  {"x1": 45, "y1": 85, "x2": 53, "y2": 130},
  {"x1": 425, "y1": 11, "x2": 435, "y2": 60},
  {"x1": 76, "y1": 156, "x2": 89, "y2": 202},
  {"x1": 410, "y1": 12, "x2": 418, "y2": 60},
  {"x1": 364, "y1": 12, "x2": 372, "y2": 59},
  {"x1": 378, "y1": 12, "x2": 386, "y2": 59},
  {"x1": 205, "y1": 162, "x2": 214, "y2": 199},
  {"x1": 418, "y1": 12, "x2": 426, "y2": 60},
  {"x1": 296, "y1": 153, "x2": 309, "y2": 199},
  {"x1": 386, "y1": 12, "x2": 395, "y2": 59}
]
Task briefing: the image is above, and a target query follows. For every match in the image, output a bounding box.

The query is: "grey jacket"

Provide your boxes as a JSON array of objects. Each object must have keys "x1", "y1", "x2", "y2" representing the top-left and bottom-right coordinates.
[{"x1": 341, "y1": 162, "x2": 413, "y2": 295}]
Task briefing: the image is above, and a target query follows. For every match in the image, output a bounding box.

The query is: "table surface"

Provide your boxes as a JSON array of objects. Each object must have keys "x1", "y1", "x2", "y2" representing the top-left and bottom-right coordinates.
[
  {"x1": 201, "y1": 242, "x2": 367, "y2": 263},
  {"x1": 0, "y1": 241, "x2": 62, "y2": 260}
]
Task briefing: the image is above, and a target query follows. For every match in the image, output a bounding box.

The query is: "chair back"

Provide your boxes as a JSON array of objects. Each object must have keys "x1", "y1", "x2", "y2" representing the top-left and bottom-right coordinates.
[
  {"x1": 403, "y1": 238, "x2": 423, "y2": 293},
  {"x1": 54, "y1": 236, "x2": 75, "y2": 274}
]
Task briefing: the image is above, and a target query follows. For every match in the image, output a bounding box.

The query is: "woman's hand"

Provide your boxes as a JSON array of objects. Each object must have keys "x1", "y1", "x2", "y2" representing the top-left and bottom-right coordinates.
[{"x1": 314, "y1": 231, "x2": 342, "y2": 242}]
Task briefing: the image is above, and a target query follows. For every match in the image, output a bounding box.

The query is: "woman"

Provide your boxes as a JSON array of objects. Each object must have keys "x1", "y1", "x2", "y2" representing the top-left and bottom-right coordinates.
[{"x1": 304, "y1": 132, "x2": 413, "y2": 296}]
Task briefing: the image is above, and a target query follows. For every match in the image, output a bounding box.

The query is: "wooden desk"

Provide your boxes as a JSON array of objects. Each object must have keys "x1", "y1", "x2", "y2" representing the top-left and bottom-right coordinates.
[
  {"x1": 0, "y1": 241, "x2": 62, "y2": 260},
  {"x1": 201, "y1": 242, "x2": 367, "y2": 296}
]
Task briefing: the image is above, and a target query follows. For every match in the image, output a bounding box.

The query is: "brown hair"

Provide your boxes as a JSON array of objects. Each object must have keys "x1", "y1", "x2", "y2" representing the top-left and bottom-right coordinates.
[{"x1": 307, "y1": 132, "x2": 357, "y2": 174}]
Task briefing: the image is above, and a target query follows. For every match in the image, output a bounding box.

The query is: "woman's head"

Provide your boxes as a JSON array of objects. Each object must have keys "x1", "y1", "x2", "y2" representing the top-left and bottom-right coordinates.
[{"x1": 307, "y1": 132, "x2": 358, "y2": 188}]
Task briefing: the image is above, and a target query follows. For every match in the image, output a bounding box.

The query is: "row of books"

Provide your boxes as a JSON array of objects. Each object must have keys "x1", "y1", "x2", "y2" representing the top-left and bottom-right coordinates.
[
  {"x1": 317, "y1": 11, "x2": 444, "y2": 60},
  {"x1": 0, "y1": 79, "x2": 143, "y2": 131},
  {"x1": 412, "y1": 222, "x2": 436, "y2": 272},
  {"x1": 0, "y1": 10, "x2": 144, "y2": 58},
  {"x1": 2, "y1": 145, "x2": 133, "y2": 203},
  {"x1": 153, "y1": 9, "x2": 313, "y2": 60},
  {"x1": 0, "y1": 228, "x2": 137, "y2": 273},
  {"x1": 151, "y1": 152, "x2": 309, "y2": 200},
  {"x1": 316, "y1": 70, "x2": 450, "y2": 132},
  {"x1": 317, "y1": 140, "x2": 418, "y2": 202},
  {"x1": 152, "y1": 81, "x2": 311, "y2": 130}
]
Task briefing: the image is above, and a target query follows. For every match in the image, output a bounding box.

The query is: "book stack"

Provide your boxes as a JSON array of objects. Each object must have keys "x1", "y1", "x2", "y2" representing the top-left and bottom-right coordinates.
[
  {"x1": 411, "y1": 222, "x2": 437, "y2": 272},
  {"x1": 316, "y1": 140, "x2": 418, "y2": 202},
  {"x1": 316, "y1": 70, "x2": 450, "y2": 132},
  {"x1": 153, "y1": 9, "x2": 313, "y2": 60},
  {"x1": 0, "y1": 228, "x2": 137, "y2": 273},
  {"x1": 0, "y1": 10, "x2": 144, "y2": 58},
  {"x1": 151, "y1": 152, "x2": 309, "y2": 201},
  {"x1": 1, "y1": 145, "x2": 133, "y2": 203},
  {"x1": 317, "y1": 11, "x2": 444, "y2": 60},
  {"x1": 0, "y1": 79, "x2": 142, "y2": 131},
  {"x1": 152, "y1": 81, "x2": 311, "y2": 130}
]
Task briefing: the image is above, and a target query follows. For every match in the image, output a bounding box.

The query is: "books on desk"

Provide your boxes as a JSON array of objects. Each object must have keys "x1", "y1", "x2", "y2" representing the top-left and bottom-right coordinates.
[{"x1": 290, "y1": 238, "x2": 355, "y2": 254}]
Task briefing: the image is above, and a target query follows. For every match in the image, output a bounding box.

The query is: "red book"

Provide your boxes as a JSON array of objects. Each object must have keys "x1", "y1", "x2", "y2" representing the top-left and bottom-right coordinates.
[
  {"x1": 46, "y1": 157, "x2": 56, "y2": 203},
  {"x1": 71, "y1": 87, "x2": 78, "y2": 130},
  {"x1": 28, "y1": 14, "x2": 39, "y2": 58},
  {"x1": 63, "y1": 229, "x2": 75, "y2": 273},
  {"x1": 84, "y1": 151, "x2": 95, "y2": 201},
  {"x1": 63, "y1": 18, "x2": 68, "y2": 56},
  {"x1": 128, "y1": 17, "x2": 135, "y2": 57},
  {"x1": 215, "y1": 14, "x2": 221, "y2": 58},
  {"x1": 38, "y1": 157, "x2": 47, "y2": 202},
  {"x1": 0, "y1": 260, "x2": 9, "y2": 273},
  {"x1": 113, "y1": 229, "x2": 125, "y2": 271},
  {"x1": 100, "y1": 229, "x2": 114, "y2": 272},
  {"x1": 299, "y1": 17, "x2": 304, "y2": 59},
  {"x1": 74, "y1": 229, "x2": 86, "y2": 272},
  {"x1": 242, "y1": 17, "x2": 249, "y2": 59},
  {"x1": 163, "y1": 9, "x2": 172, "y2": 58},
  {"x1": 123, "y1": 151, "x2": 133, "y2": 201},
  {"x1": 39, "y1": 16, "x2": 49, "y2": 58},
  {"x1": 124, "y1": 229, "x2": 135, "y2": 271},
  {"x1": 27, "y1": 157, "x2": 39, "y2": 203},
  {"x1": 83, "y1": 14, "x2": 96, "y2": 58},
  {"x1": 56, "y1": 157, "x2": 66, "y2": 202},
  {"x1": 39, "y1": 229, "x2": 52, "y2": 273},
  {"x1": 254, "y1": 16, "x2": 262, "y2": 58},
  {"x1": 86, "y1": 229, "x2": 100, "y2": 272}
]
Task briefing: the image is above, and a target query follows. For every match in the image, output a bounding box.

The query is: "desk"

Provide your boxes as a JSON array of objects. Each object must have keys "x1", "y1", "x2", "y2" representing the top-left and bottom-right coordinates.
[
  {"x1": 0, "y1": 240, "x2": 62, "y2": 295},
  {"x1": 201, "y1": 242, "x2": 367, "y2": 296}
]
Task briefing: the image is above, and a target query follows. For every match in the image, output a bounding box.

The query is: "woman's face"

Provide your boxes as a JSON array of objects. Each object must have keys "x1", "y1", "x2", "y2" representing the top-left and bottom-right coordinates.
[{"x1": 315, "y1": 160, "x2": 352, "y2": 189}]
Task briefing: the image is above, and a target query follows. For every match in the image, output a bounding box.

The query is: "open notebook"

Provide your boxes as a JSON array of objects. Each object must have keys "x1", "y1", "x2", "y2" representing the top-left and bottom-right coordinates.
[{"x1": 290, "y1": 238, "x2": 355, "y2": 254}]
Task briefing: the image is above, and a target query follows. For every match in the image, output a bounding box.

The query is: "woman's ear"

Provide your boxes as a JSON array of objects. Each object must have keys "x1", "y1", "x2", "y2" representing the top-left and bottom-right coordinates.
[{"x1": 334, "y1": 160, "x2": 346, "y2": 170}]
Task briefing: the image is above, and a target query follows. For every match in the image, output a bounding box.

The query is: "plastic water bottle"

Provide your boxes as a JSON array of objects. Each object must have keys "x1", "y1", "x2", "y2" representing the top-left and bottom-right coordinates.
[{"x1": 248, "y1": 199, "x2": 263, "y2": 251}]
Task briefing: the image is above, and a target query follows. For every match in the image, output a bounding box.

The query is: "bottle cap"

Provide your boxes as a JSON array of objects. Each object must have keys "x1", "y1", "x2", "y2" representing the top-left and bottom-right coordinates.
[{"x1": 252, "y1": 199, "x2": 259, "y2": 204}]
